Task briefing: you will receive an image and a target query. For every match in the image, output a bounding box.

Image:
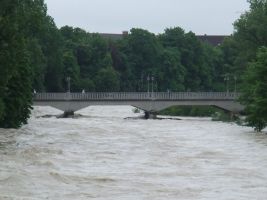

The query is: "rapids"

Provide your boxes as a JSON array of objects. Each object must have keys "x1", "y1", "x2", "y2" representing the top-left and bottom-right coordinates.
[{"x1": 0, "y1": 106, "x2": 267, "y2": 199}]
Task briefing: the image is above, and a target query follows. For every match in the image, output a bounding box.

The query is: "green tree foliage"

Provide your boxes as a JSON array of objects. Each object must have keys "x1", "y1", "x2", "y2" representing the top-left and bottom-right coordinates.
[
  {"x1": 158, "y1": 48, "x2": 185, "y2": 91},
  {"x1": 1, "y1": 43, "x2": 33, "y2": 128},
  {"x1": 0, "y1": 0, "x2": 34, "y2": 128},
  {"x1": 42, "y1": 23, "x2": 64, "y2": 92},
  {"x1": 183, "y1": 32, "x2": 206, "y2": 91},
  {"x1": 0, "y1": 1, "x2": 18, "y2": 121},
  {"x1": 240, "y1": 47, "x2": 267, "y2": 131},
  {"x1": 20, "y1": 0, "x2": 64, "y2": 92},
  {"x1": 60, "y1": 26, "x2": 230, "y2": 95},
  {"x1": 226, "y1": 0, "x2": 267, "y2": 86},
  {"x1": 28, "y1": 39, "x2": 46, "y2": 91},
  {"x1": 94, "y1": 67, "x2": 120, "y2": 92},
  {"x1": 159, "y1": 28, "x2": 218, "y2": 91},
  {"x1": 60, "y1": 26, "x2": 118, "y2": 92},
  {"x1": 60, "y1": 26, "x2": 227, "y2": 94},
  {"x1": 115, "y1": 28, "x2": 163, "y2": 91},
  {"x1": 226, "y1": 0, "x2": 267, "y2": 131},
  {"x1": 0, "y1": 0, "x2": 65, "y2": 128},
  {"x1": 159, "y1": 106, "x2": 220, "y2": 117},
  {"x1": 62, "y1": 51, "x2": 80, "y2": 91},
  {"x1": 202, "y1": 43, "x2": 225, "y2": 91},
  {"x1": 216, "y1": 38, "x2": 240, "y2": 92},
  {"x1": 234, "y1": 0, "x2": 267, "y2": 63}
]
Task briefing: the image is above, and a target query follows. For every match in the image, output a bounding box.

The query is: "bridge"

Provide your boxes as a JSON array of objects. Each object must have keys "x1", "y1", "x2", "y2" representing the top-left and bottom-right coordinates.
[{"x1": 33, "y1": 92, "x2": 244, "y2": 118}]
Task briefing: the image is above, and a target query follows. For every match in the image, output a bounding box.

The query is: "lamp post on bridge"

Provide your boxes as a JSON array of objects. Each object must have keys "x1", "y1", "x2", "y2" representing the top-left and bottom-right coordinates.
[
  {"x1": 141, "y1": 72, "x2": 144, "y2": 92},
  {"x1": 147, "y1": 75, "x2": 150, "y2": 95},
  {"x1": 147, "y1": 75, "x2": 155, "y2": 98},
  {"x1": 224, "y1": 74, "x2": 230, "y2": 95},
  {"x1": 151, "y1": 76, "x2": 154, "y2": 98},
  {"x1": 234, "y1": 75, "x2": 237, "y2": 94}
]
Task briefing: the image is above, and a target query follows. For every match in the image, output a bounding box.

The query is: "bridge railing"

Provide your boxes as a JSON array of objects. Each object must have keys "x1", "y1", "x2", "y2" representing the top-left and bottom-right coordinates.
[{"x1": 34, "y1": 92, "x2": 240, "y2": 101}]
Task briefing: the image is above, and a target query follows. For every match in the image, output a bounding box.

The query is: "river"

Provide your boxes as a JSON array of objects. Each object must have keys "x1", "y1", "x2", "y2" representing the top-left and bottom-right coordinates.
[{"x1": 0, "y1": 106, "x2": 267, "y2": 200}]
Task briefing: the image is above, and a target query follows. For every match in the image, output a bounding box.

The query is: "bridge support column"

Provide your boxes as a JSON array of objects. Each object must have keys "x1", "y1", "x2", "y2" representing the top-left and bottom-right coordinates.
[
  {"x1": 60, "y1": 110, "x2": 75, "y2": 118},
  {"x1": 144, "y1": 111, "x2": 157, "y2": 119},
  {"x1": 230, "y1": 112, "x2": 240, "y2": 121},
  {"x1": 230, "y1": 112, "x2": 234, "y2": 120}
]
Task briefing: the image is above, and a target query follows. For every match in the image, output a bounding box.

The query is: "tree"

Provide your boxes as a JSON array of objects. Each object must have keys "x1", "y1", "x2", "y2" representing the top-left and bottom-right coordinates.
[
  {"x1": 60, "y1": 26, "x2": 114, "y2": 91},
  {"x1": 229, "y1": 0, "x2": 267, "y2": 131},
  {"x1": 233, "y1": 0, "x2": 267, "y2": 70},
  {"x1": 62, "y1": 51, "x2": 80, "y2": 91},
  {"x1": 42, "y1": 22, "x2": 64, "y2": 92},
  {"x1": 0, "y1": 1, "x2": 16, "y2": 121},
  {"x1": 158, "y1": 48, "x2": 185, "y2": 91},
  {"x1": 117, "y1": 28, "x2": 163, "y2": 91},
  {"x1": 159, "y1": 28, "x2": 217, "y2": 91},
  {"x1": 0, "y1": 0, "x2": 65, "y2": 128},
  {"x1": 94, "y1": 67, "x2": 120, "y2": 92},
  {"x1": 1, "y1": 42, "x2": 33, "y2": 128},
  {"x1": 0, "y1": 0, "x2": 34, "y2": 128},
  {"x1": 159, "y1": 27, "x2": 186, "y2": 50},
  {"x1": 28, "y1": 38, "x2": 46, "y2": 91},
  {"x1": 240, "y1": 47, "x2": 267, "y2": 132}
]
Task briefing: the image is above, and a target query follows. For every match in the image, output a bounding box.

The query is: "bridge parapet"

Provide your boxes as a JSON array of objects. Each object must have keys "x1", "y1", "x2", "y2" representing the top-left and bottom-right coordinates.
[{"x1": 34, "y1": 92, "x2": 240, "y2": 101}]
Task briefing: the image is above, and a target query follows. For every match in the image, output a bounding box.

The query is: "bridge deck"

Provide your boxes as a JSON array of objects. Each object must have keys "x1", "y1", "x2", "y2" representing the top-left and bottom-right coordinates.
[
  {"x1": 33, "y1": 92, "x2": 244, "y2": 113},
  {"x1": 34, "y1": 92, "x2": 239, "y2": 101}
]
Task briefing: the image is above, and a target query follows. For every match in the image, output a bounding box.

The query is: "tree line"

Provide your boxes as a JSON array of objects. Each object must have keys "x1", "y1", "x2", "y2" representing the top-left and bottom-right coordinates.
[{"x1": 0, "y1": 0, "x2": 266, "y2": 131}]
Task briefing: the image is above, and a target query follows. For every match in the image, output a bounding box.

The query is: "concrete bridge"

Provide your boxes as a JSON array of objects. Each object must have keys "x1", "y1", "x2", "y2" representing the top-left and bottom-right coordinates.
[{"x1": 33, "y1": 92, "x2": 244, "y2": 118}]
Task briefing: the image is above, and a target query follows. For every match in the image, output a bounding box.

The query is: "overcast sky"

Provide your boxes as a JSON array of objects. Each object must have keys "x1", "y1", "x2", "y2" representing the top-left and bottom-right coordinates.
[{"x1": 44, "y1": 0, "x2": 249, "y2": 35}]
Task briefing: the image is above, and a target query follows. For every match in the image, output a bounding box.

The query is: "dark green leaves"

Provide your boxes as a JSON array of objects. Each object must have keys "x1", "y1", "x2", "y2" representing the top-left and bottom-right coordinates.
[{"x1": 240, "y1": 47, "x2": 267, "y2": 131}]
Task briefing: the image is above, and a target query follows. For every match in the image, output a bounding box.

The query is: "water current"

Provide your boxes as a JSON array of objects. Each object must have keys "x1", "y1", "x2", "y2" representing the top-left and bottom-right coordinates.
[{"x1": 0, "y1": 106, "x2": 267, "y2": 200}]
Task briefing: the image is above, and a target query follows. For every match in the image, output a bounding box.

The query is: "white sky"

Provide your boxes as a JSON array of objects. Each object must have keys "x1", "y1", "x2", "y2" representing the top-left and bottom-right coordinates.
[{"x1": 44, "y1": 0, "x2": 249, "y2": 35}]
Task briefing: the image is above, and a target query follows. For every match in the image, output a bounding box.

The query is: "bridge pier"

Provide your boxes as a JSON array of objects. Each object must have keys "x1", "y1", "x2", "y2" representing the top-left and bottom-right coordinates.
[
  {"x1": 230, "y1": 112, "x2": 240, "y2": 121},
  {"x1": 144, "y1": 111, "x2": 157, "y2": 119},
  {"x1": 59, "y1": 110, "x2": 75, "y2": 118}
]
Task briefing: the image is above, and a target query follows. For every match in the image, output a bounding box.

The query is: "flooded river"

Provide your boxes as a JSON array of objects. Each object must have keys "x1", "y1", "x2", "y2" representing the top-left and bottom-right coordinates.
[{"x1": 0, "y1": 106, "x2": 267, "y2": 200}]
